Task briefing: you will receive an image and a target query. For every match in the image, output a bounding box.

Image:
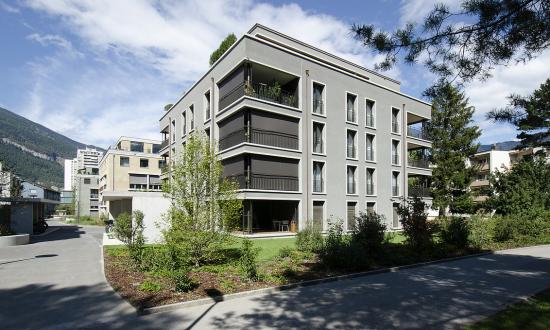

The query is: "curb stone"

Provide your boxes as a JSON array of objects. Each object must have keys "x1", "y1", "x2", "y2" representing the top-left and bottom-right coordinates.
[{"x1": 137, "y1": 251, "x2": 492, "y2": 316}]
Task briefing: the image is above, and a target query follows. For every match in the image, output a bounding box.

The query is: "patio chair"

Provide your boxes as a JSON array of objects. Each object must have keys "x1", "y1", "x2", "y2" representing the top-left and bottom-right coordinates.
[{"x1": 280, "y1": 220, "x2": 290, "y2": 232}]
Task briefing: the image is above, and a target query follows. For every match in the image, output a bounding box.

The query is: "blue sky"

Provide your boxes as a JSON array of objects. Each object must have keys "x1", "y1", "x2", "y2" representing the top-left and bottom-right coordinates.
[{"x1": 1, "y1": 0, "x2": 549, "y2": 148}]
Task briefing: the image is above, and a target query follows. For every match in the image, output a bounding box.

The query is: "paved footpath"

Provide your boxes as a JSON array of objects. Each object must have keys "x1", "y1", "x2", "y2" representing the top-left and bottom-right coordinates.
[{"x1": 1, "y1": 220, "x2": 549, "y2": 329}]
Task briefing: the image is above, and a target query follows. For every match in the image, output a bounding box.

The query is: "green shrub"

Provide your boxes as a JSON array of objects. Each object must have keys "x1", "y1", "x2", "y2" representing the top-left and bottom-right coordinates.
[
  {"x1": 438, "y1": 217, "x2": 470, "y2": 249},
  {"x1": 468, "y1": 215, "x2": 494, "y2": 249},
  {"x1": 76, "y1": 215, "x2": 103, "y2": 226},
  {"x1": 397, "y1": 196, "x2": 436, "y2": 250},
  {"x1": 493, "y1": 214, "x2": 546, "y2": 242},
  {"x1": 138, "y1": 280, "x2": 163, "y2": 292},
  {"x1": 296, "y1": 220, "x2": 324, "y2": 253},
  {"x1": 320, "y1": 219, "x2": 353, "y2": 268},
  {"x1": 351, "y1": 211, "x2": 386, "y2": 253},
  {"x1": 173, "y1": 270, "x2": 198, "y2": 292},
  {"x1": 278, "y1": 246, "x2": 294, "y2": 258},
  {"x1": 113, "y1": 211, "x2": 146, "y2": 266},
  {"x1": 239, "y1": 239, "x2": 259, "y2": 281}
]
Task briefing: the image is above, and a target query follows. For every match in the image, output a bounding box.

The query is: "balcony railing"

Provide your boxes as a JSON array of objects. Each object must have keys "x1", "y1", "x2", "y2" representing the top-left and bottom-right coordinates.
[
  {"x1": 366, "y1": 183, "x2": 374, "y2": 195},
  {"x1": 219, "y1": 127, "x2": 299, "y2": 151},
  {"x1": 313, "y1": 178, "x2": 323, "y2": 193},
  {"x1": 366, "y1": 114, "x2": 375, "y2": 127},
  {"x1": 347, "y1": 109, "x2": 356, "y2": 122},
  {"x1": 407, "y1": 126, "x2": 430, "y2": 141},
  {"x1": 228, "y1": 173, "x2": 299, "y2": 191},
  {"x1": 347, "y1": 146, "x2": 356, "y2": 159},
  {"x1": 409, "y1": 185, "x2": 431, "y2": 197},
  {"x1": 159, "y1": 139, "x2": 169, "y2": 151},
  {"x1": 392, "y1": 154, "x2": 400, "y2": 165},
  {"x1": 313, "y1": 98, "x2": 324, "y2": 114},
  {"x1": 392, "y1": 185, "x2": 400, "y2": 196},
  {"x1": 408, "y1": 158, "x2": 431, "y2": 169},
  {"x1": 392, "y1": 121, "x2": 399, "y2": 133}
]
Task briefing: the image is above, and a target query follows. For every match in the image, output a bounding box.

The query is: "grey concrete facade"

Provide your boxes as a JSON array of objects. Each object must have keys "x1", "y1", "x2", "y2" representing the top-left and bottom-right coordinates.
[
  {"x1": 75, "y1": 174, "x2": 99, "y2": 217},
  {"x1": 159, "y1": 24, "x2": 432, "y2": 232}
]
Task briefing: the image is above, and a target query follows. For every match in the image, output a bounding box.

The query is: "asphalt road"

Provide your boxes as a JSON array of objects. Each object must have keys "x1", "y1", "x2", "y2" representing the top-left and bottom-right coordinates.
[{"x1": 1, "y1": 220, "x2": 549, "y2": 329}]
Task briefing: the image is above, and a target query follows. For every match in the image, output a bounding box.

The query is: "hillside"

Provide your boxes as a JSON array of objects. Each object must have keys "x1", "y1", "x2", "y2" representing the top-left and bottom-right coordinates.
[{"x1": 0, "y1": 107, "x2": 103, "y2": 188}]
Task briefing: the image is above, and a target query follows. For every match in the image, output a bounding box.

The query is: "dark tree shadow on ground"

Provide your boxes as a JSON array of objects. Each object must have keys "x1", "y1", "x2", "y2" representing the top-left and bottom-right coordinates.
[{"x1": 201, "y1": 253, "x2": 550, "y2": 329}]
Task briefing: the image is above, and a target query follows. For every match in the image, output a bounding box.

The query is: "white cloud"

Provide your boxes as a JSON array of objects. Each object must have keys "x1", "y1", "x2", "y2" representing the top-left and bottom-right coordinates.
[
  {"x1": 27, "y1": 33, "x2": 73, "y2": 51},
  {"x1": 0, "y1": 1, "x2": 20, "y2": 13},
  {"x1": 399, "y1": 0, "x2": 460, "y2": 26},
  {"x1": 17, "y1": 0, "x2": 400, "y2": 146}
]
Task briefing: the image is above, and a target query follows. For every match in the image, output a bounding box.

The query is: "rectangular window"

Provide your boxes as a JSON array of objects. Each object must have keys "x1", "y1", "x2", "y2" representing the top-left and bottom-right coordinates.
[
  {"x1": 158, "y1": 159, "x2": 166, "y2": 169},
  {"x1": 347, "y1": 130, "x2": 356, "y2": 159},
  {"x1": 313, "y1": 83, "x2": 324, "y2": 115},
  {"x1": 366, "y1": 99, "x2": 375, "y2": 127},
  {"x1": 171, "y1": 120, "x2": 176, "y2": 142},
  {"x1": 346, "y1": 93, "x2": 357, "y2": 123},
  {"x1": 313, "y1": 122, "x2": 324, "y2": 154},
  {"x1": 366, "y1": 168, "x2": 375, "y2": 195},
  {"x1": 393, "y1": 203, "x2": 400, "y2": 228},
  {"x1": 347, "y1": 201, "x2": 357, "y2": 231},
  {"x1": 367, "y1": 202, "x2": 376, "y2": 214},
  {"x1": 120, "y1": 156, "x2": 130, "y2": 167},
  {"x1": 152, "y1": 144, "x2": 161, "y2": 154},
  {"x1": 140, "y1": 159, "x2": 149, "y2": 168},
  {"x1": 312, "y1": 201, "x2": 324, "y2": 230},
  {"x1": 347, "y1": 166, "x2": 356, "y2": 194},
  {"x1": 392, "y1": 140, "x2": 400, "y2": 165},
  {"x1": 182, "y1": 111, "x2": 187, "y2": 135},
  {"x1": 392, "y1": 107, "x2": 400, "y2": 133},
  {"x1": 190, "y1": 105, "x2": 195, "y2": 130},
  {"x1": 313, "y1": 161, "x2": 324, "y2": 193},
  {"x1": 84, "y1": 178, "x2": 91, "y2": 184},
  {"x1": 366, "y1": 134, "x2": 375, "y2": 161},
  {"x1": 130, "y1": 141, "x2": 144, "y2": 152},
  {"x1": 204, "y1": 91, "x2": 211, "y2": 121},
  {"x1": 392, "y1": 171, "x2": 400, "y2": 196}
]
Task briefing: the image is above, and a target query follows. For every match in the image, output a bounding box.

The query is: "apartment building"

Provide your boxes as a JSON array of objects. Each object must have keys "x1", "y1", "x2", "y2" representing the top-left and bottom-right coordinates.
[
  {"x1": 99, "y1": 137, "x2": 168, "y2": 242},
  {"x1": 65, "y1": 147, "x2": 103, "y2": 189},
  {"x1": 470, "y1": 141, "x2": 547, "y2": 202},
  {"x1": 74, "y1": 173, "x2": 99, "y2": 217},
  {"x1": 159, "y1": 24, "x2": 433, "y2": 234}
]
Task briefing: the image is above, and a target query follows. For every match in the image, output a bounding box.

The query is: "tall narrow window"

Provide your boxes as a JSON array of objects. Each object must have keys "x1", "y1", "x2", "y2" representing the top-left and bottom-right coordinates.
[
  {"x1": 392, "y1": 140, "x2": 400, "y2": 165},
  {"x1": 347, "y1": 166, "x2": 356, "y2": 194},
  {"x1": 313, "y1": 162, "x2": 324, "y2": 193},
  {"x1": 393, "y1": 203, "x2": 400, "y2": 228},
  {"x1": 204, "y1": 91, "x2": 211, "y2": 121},
  {"x1": 182, "y1": 112, "x2": 187, "y2": 135},
  {"x1": 347, "y1": 201, "x2": 357, "y2": 230},
  {"x1": 313, "y1": 122, "x2": 324, "y2": 154},
  {"x1": 171, "y1": 120, "x2": 176, "y2": 142},
  {"x1": 366, "y1": 134, "x2": 375, "y2": 161},
  {"x1": 347, "y1": 130, "x2": 356, "y2": 159},
  {"x1": 392, "y1": 107, "x2": 400, "y2": 133},
  {"x1": 346, "y1": 93, "x2": 357, "y2": 123},
  {"x1": 313, "y1": 201, "x2": 324, "y2": 229},
  {"x1": 313, "y1": 83, "x2": 324, "y2": 115},
  {"x1": 392, "y1": 171, "x2": 400, "y2": 196},
  {"x1": 190, "y1": 105, "x2": 195, "y2": 130},
  {"x1": 366, "y1": 99, "x2": 375, "y2": 127},
  {"x1": 366, "y1": 168, "x2": 375, "y2": 195},
  {"x1": 367, "y1": 202, "x2": 376, "y2": 214}
]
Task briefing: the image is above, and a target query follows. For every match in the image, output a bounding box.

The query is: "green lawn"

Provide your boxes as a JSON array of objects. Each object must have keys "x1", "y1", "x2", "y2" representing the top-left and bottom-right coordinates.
[{"x1": 466, "y1": 288, "x2": 550, "y2": 330}]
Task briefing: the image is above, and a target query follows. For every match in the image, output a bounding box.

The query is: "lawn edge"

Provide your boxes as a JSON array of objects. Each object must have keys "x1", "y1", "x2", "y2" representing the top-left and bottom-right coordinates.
[{"x1": 137, "y1": 250, "x2": 492, "y2": 316}]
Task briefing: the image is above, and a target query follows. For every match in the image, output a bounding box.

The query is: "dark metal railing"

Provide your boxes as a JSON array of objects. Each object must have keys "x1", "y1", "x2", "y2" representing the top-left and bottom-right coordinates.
[
  {"x1": 407, "y1": 126, "x2": 431, "y2": 141},
  {"x1": 408, "y1": 185, "x2": 432, "y2": 197},
  {"x1": 228, "y1": 173, "x2": 299, "y2": 191},
  {"x1": 219, "y1": 80, "x2": 299, "y2": 110},
  {"x1": 408, "y1": 158, "x2": 431, "y2": 169},
  {"x1": 219, "y1": 127, "x2": 299, "y2": 151},
  {"x1": 313, "y1": 98, "x2": 324, "y2": 114},
  {"x1": 313, "y1": 178, "x2": 323, "y2": 193},
  {"x1": 392, "y1": 121, "x2": 399, "y2": 133},
  {"x1": 366, "y1": 114, "x2": 375, "y2": 127},
  {"x1": 159, "y1": 139, "x2": 169, "y2": 151},
  {"x1": 392, "y1": 185, "x2": 400, "y2": 196},
  {"x1": 392, "y1": 154, "x2": 399, "y2": 165}
]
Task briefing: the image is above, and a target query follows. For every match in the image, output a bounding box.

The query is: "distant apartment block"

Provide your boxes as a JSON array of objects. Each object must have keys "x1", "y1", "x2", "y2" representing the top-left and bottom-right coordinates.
[
  {"x1": 74, "y1": 173, "x2": 99, "y2": 217},
  {"x1": 99, "y1": 137, "x2": 168, "y2": 242},
  {"x1": 64, "y1": 147, "x2": 103, "y2": 190},
  {"x1": 470, "y1": 142, "x2": 547, "y2": 202},
  {"x1": 159, "y1": 24, "x2": 433, "y2": 234}
]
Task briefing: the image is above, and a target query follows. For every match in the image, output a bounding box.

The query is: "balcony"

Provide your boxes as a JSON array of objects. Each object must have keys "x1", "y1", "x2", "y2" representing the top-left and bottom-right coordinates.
[
  {"x1": 407, "y1": 126, "x2": 430, "y2": 141},
  {"x1": 229, "y1": 173, "x2": 299, "y2": 191},
  {"x1": 219, "y1": 127, "x2": 299, "y2": 151},
  {"x1": 408, "y1": 157, "x2": 431, "y2": 169},
  {"x1": 218, "y1": 62, "x2": 299, "y2": 111},
  {"x1": 159, "y1": 139, "x2": 169, "y2": 151},
  {"x1": 409, "y1": 185, "x2": 432, "y2": 197}
]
